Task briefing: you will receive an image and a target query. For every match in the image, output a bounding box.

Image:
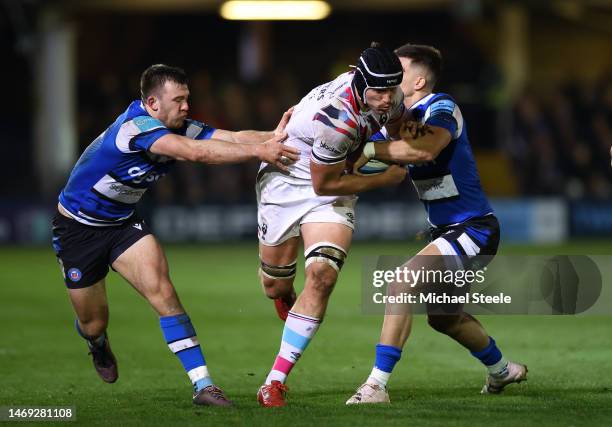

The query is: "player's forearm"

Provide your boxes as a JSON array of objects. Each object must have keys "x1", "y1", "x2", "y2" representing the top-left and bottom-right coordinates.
[
  {"x1": 191, "y1": 139, "x2": 260, "y2": 164},
  {"x1": 372, "y1": 140, "x2": 433, "y2": 165},
  {"x1": 397, "y1": 125, "x2": 452, "y2": 158},
  {"x1": 232, "y1": 130, "x2": 274, "y2": 144},
  {"x1": 314, "y1": 173, "x2": 392, "y2": 196}
]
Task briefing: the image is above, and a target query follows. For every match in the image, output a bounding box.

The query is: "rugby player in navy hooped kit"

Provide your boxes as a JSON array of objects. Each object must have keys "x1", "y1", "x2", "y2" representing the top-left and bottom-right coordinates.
[
  {"x1": 51, "y1": 64, "x2": 299, "y2": 407},
  {"x1": 346, "y1": 44, "x2": 527, "y2": 405}
]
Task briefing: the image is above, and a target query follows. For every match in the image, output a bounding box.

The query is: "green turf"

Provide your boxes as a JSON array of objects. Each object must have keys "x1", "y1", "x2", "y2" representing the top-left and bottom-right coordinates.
[{"x1": 1, "y1": 242, "x2": 611, "y2": 426}]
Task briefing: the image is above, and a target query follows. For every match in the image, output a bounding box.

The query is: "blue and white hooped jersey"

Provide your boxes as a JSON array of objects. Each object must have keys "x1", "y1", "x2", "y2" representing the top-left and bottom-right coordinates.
[
  {"x1": 374, "y1": 93, "x2": 492, "y2": 226},
  {"x1": 59, "y1": 100, "x2": 215, "y2": 226}
]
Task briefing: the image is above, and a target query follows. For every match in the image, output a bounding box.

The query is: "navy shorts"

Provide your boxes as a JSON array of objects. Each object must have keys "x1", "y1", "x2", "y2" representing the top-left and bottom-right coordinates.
[
  {"x1": 426, "y1": 215, "x2": 500, "y2": 314},
  {"x1": 51, "y1": 212, "x2": 151, "y2": 289},
  {"x1": 430, "y1": 214, "x2": 500, "y2": 258}
]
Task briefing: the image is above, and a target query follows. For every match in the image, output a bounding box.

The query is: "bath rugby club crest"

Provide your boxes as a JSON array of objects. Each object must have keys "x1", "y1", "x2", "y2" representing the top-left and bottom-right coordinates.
[{"x1": 68, "y1": 268, "x2": 82, "y2": 282}]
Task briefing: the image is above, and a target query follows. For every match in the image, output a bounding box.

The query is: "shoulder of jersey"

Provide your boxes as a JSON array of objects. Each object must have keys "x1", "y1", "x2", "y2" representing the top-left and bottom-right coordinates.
[{"x1": 125, "y1": 101, "x2": 167, "y2": 133}]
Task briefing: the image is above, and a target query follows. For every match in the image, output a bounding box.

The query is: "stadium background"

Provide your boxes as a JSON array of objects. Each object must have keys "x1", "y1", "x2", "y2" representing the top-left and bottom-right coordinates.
[{"x1": 1, "y1": 1, "x2": 611, "y2": 426}]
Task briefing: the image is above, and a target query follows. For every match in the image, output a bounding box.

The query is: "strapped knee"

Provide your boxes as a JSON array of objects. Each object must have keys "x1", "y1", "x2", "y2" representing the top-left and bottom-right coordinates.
[
  {"x1": 259, "y1": 259, "x2": 297, "y2": 280},
  {"x1": 304, "y1": 242, "x2": 347, "y2": 272}
]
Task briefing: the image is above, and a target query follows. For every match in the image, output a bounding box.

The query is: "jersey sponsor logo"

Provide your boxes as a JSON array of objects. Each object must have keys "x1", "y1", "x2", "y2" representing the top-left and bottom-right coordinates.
[
  {"x1": 67, "y1": 268, "x2": 82, "y2": 282},
  {"x1": 109, "y1": 183, "x2": 142, "y2": 197},
  {"x1": 318, "y1": 141, "x2": 344, "y2": 155},
  {"x1": 413, "y1": 174, "x2": 460, "y2": 201},
  {"x1": 133, "y1": 116, "x2": 164, "y2": 132},
  {"x1": 93, "y1": 174, "x2": 147, "y2": 205},
  {"x1": 128, "y1": 166, "x2": 165, "y2": 184}
]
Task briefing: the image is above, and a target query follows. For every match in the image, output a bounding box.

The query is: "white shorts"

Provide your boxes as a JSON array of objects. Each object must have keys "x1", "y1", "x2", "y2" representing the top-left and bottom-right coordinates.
[{"x1": 256, "y1": 172, "x2": 357, "y2": 246}]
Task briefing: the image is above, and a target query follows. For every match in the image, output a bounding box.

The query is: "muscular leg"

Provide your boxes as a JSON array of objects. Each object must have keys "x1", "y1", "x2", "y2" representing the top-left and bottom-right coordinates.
[
  {"x1": 404, "y1": 244, "x2": 519, "y2": 389},
  {"x1": 353, "y1": 243, "x2": 443, "y2": 394},
  {"x1": 68, "y1": 279, "x2": 109, "y2": 338},
  {"x1": 260, "y1": 223, "x2": 352, "y2": 394},
  {"x1": 67, "y1": 279, "x2": 118, "y2": 383},
  {"x1": 112, "y1": 235, "x2": 231, "y2": 405},
  {"x1": 427, "y1": 312, "x2": 489, "y2": 352},
  {"x1": 111, "y1": 235, "x2": 183, "y2": 317},
  {"x1": 378, "y1": 243, "x2": 442, "y2": 348},
  {"x1": 259, "y1": 237, "x2": 299, "y2": 300},
  {"x1": 350, "y1": 241, "x2": 511, "y2": 403},
  {"x1": 379, "y1": 242, "x2": 490, "y2": 351},
  {"x1": 292, "y1": 222, "x2": 353, "y2": 318},
  {"x1": 350, "y1": 242, "x2": 491, "y2": 400},
  {"x1": 427, "y1": 309, "x2": 524, "y2": 394}
]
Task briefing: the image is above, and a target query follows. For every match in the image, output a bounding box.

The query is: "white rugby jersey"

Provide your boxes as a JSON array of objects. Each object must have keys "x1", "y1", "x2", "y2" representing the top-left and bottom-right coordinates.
[{"x1": 262, "y1": 71, "x2": 404, "y2": 181}]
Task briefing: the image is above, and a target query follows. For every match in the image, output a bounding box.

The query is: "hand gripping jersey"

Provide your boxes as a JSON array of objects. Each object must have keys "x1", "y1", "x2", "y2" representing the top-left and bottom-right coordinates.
[
  {"x1": 265, "y1": 71, "x2": 404, "y2": 182},
  {"x1": 373, "y1": 93, "x2": 493, "y2": 226},
  {"x1": 59, "y1": 100, "x2": 215, "y2": 226}
]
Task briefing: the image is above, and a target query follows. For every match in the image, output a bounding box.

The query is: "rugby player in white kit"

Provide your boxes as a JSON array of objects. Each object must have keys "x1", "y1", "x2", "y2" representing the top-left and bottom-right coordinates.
[{"x1": 255, "y1": 43, "x2": 424, "y2": 407}]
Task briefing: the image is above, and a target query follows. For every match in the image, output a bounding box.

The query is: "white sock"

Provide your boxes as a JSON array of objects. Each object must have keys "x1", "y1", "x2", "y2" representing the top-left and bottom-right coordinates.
[
  {"x1": 487, "y1": 357, "x2": 509, "y2": 377},
  {"x1": 367, "y1": 367, "x2": 391, "y2": 388}
]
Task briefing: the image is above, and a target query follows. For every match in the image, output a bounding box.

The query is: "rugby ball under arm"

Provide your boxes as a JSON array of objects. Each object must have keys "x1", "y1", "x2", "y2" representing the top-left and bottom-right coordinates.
[{"x1": 357, "y1": 159, "x2": 390, "y2": 175}]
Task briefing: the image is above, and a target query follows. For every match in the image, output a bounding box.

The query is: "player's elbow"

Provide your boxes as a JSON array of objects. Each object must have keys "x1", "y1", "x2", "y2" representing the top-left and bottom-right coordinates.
[
  {"x1": 312, "y1": 180, "x2": 334, "y2": 196},
  {"x1": 313, "y1": 183, "x2": 330, "y2": 196}
]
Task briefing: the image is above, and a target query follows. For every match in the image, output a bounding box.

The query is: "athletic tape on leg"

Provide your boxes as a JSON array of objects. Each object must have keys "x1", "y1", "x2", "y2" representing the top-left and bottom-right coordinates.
[
  {"x1": 260, "y1": 259, "x2": 297, "y2": 280},
  {"x1": 304, "y1": 242, "x2": 347, "y2": 272}
]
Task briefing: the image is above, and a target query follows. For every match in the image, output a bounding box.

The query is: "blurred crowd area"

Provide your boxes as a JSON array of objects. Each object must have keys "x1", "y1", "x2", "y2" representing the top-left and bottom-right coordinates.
[
  {"x1": 77, "y1": 68, "x2": 612, "y2": 205},
  {"x1": 2, "y1": 7, "x2": 612, "y2": 203},
  {"x1": 509, "y1": 77, "x2": 612, "y2": 200},
  {"x1": 70, "y1": 11, "x2": 612, "y2": 205}
]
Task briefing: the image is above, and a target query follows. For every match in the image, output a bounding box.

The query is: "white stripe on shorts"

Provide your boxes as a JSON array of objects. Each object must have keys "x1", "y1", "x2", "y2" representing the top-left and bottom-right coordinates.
[
  {"x1": 432, "y1": 237, "x2": 457, "y2": 256},
  {"x1": 431, "y1": 237, "x2": 464, "y2": 270},
  {"x1": 457, "y1": 233, "x2": 481, "y2": 256}
]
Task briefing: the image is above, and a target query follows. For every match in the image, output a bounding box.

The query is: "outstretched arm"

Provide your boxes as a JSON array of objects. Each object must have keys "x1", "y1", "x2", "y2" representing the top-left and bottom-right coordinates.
[
  {"x1": 149, "y1": 133, "x2": 299, "y2": 170},
  {"x1": 211, "y1": 129, "x2": 274, "y2": 144},
  {"x1": 209, "y1": 107, "x2": 294, "y2": 144}
]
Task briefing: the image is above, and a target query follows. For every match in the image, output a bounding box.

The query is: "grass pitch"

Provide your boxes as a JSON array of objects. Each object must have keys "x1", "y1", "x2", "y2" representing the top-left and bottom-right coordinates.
[{"x1": 1, "y1": 241, "x2": 611, "y2": 426}]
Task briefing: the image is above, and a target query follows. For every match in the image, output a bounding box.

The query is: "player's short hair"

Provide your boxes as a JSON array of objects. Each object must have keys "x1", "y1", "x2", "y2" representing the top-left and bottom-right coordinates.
[
  {"x1": 394, "y1": 44, "x2": 442, "y2": 89},
  {"x1": 140, "y1": 64, "x2": 188, "y2": 100}
]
